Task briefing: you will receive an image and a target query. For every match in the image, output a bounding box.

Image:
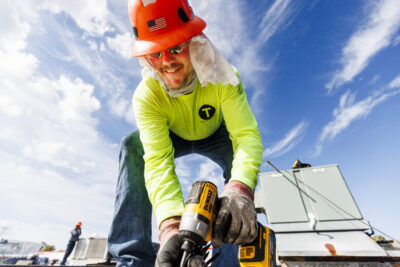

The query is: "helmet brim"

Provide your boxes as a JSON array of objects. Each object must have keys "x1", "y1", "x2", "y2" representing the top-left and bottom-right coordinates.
[{"x1": 131, "y1": 16, "x2": 206, "y2": 57}]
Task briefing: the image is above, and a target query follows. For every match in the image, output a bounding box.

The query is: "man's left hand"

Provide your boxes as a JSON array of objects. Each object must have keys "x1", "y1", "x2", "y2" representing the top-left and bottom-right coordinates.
[{"x1": 212, "y1": 181, "x2": 258, "y2": 248}]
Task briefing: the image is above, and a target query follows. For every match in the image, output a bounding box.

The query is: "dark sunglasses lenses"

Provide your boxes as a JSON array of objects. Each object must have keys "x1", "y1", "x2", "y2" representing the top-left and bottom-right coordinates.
[
  {"x1": 168, "y1": 45, "x2": 183, "y2": 54},
  {"x1": 149, "y1": 44, "x2": 184, "y2": 59},
  {"x1": 149, "y1": 51, "x2": 162, "y2": 59}
]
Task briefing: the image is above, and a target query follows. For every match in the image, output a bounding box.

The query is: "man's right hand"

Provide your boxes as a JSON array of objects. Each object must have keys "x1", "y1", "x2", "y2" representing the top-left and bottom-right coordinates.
[
  {"x1": 155, "y1": 234, "x2": 183, "y2": 267},
  {"x1": 155, "y1": 217, "x2": 182, "y2": 267}
]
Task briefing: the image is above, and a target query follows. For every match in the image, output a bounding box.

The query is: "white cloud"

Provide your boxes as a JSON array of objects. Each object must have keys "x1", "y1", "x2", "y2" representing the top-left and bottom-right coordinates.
[
  {"x1": 393, "y1": 35, "x2": 400, "y2": 46},
  {"x1": 23, "y1": 142, "x2": 75, "y2": 169},
  {"x1": 0, "y1": 65, "x2": 118, "y2": 247},
  {"x1": 0, "y1": 95, "x2": 22, "y2": 117},
  {"x1": 192, "y1": 0, "x2": 302, "y2": 113},
  {"x1": 87, "y1": 40, "x2": 99, "y2": 51},
  {"x1": 175, "y1": 155, "x2": 225, "y2": 195},
  {"x1": 32, "y1": 4, "x2": 138, "y2": 123},
  {"x1": 198, "y1": 160, "x2": 221, "y2": 179},
  {"x1": 370, "y1": 74, "x2": 380, "y2": 85},
  {"x1": 175, "y1": 157, "x2": 193, "y2": 184},
  {"x1": 326, "y1": 0, "x2": 400, "y2": 91},
  {"x1": 107, "y1": 33, "x2": 133, "y2": 60},
  {"x1": 0, "y1": 219, "x2": 68, "y2": 249},
  {"x1": 256, "y1": 0, "x2": 297, "y2": 46},
  {"x1": 39, "y1": 0, "x2": 111, "y2": 36},
  {"x1": 315, "y1": 86, "x2": 400, "y2": 155},
  {"x1": 57, "y1": 76, "x2": 101, "y2": 124},
  {"x1": 192, "y1": 0, "x2": 244, "y2": 58},
  {"x1": 389, "y1": 73, "x2": 400, "y2": 88},
  {"x1": 110, "y1": 97, "x2": 135, "y2": 124},
  {"x1": 0, "y1": 159, "x2": 114, "y2": 248},
  {"x1": 198, "y1": 160, "x2": 225, "y2": 194},
  {"x1": 0, "y1": 1, "x2": 119, "y2": 248},
  {"x1": 250, "y1": 0, "x2": 302, "y2": 75},
  {"x1": 0, "y1": 0, "x2": 35, "y2": 53},
  {"x1": 195, "y1": 0, "x2": 299, "y2": 58},
  {"x1": 1, "y1": 0, "x2": 137, "y2": 126},
  {"x1": 263, "y1": 120, "x2": 309, "y2": 158}
]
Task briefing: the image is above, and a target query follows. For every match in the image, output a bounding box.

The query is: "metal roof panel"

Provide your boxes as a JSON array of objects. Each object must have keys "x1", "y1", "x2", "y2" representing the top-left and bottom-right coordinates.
[{"x1": 276, "y1": 231, "x2": 387, "y2": 257}]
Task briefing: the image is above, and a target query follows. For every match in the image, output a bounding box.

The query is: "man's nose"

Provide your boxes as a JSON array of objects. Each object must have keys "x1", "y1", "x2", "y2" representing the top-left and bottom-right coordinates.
[{"x1": 161, "y1": 50, "x2": 175, "y2": 63}]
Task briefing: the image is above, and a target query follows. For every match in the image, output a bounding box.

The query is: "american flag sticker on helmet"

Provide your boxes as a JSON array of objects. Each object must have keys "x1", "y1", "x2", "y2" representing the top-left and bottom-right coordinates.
[
  {"x1": 142, "y1": 0, "x2": 156, "y2": 6},
  {"x1": 147, "y1": 17, "x2": 167, "y2": 32}
]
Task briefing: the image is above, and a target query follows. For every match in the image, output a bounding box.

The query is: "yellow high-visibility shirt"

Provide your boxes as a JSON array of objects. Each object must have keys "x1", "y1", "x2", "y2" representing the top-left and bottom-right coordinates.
[{"x1": 133, "y1": 72, "x2": 263, "y2": 227}]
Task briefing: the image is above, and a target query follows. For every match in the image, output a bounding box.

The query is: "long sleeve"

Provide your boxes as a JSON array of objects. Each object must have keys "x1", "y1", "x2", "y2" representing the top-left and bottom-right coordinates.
[
  {"x1": 133, "y1": 79, "x2": 185, "y2": 227},
  {"x1": 70, "y1": 228, "x2": 81, "y2": 241},
  {"x1": 220, "y1": 77, "x2": 263, "y2": 190}
]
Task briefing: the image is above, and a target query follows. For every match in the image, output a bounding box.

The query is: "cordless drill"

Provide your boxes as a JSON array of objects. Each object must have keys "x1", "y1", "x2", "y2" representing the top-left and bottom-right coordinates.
[
  {"x1": 179, "y1": 181, "x2": 218, "y2": 267},
  {"x1": 179, "y1": 181, "x2": 276, "y2": 267}
]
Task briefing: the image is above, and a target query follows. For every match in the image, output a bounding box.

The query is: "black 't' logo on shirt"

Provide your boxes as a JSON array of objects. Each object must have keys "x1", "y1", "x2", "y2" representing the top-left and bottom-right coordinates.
[{"x1": 199, "y1": 105, "x2": 216, "y2": 120}]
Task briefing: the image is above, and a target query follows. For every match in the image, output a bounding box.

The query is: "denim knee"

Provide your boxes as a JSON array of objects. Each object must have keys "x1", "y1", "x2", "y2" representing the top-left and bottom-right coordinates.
[{"x1": 121, "y1": 130, "x2": 142, "y2": 152}]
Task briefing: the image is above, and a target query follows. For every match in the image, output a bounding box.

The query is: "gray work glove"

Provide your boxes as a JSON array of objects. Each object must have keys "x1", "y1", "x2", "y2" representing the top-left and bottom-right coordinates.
[
  {"x1": 156, "y1": 217, "x2": 182, "y2": 267},
  {"x1": 212, "y1": 181, "x2": 258, "y2": 248}
]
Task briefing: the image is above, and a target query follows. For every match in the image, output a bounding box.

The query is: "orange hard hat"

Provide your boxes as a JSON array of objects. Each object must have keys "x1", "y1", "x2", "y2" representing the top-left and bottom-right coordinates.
[
  {"x1": 128, "y1": 0, "x2": 206, "y2": 57},
  {"x1": 76, "y1": 221, "x2": 82, "y2": 226}
]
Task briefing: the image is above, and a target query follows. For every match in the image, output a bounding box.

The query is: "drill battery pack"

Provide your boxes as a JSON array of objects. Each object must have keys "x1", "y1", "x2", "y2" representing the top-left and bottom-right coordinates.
[{"x1": 239, "y1": 223, "x2": 276, "y2": 267}]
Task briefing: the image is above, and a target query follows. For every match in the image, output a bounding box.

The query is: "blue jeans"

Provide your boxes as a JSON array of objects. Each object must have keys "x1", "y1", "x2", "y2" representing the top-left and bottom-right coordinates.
[
  {"x1": 60, "y1": 241, "x2": 76, "y2": 265},
  {"x1": 108, "y1": 126, "x2": 240, "y2": 267}
]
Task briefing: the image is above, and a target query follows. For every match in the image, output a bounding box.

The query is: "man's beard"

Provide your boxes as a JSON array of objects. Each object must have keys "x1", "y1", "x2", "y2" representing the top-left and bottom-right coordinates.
[{"x1": 162, "y1": 72, "x2": 198, "y2": 97}]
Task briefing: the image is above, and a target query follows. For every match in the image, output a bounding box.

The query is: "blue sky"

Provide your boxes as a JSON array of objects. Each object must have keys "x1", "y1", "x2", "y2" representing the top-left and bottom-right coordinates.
[{"x1": 1, "y1": 0, "x2": 399, "y2": 249}]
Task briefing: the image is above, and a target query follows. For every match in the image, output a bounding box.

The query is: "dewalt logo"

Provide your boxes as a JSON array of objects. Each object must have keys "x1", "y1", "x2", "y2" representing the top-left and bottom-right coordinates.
[{"x1": 203, "y1": 189, "x2": 213, "y2": 212}]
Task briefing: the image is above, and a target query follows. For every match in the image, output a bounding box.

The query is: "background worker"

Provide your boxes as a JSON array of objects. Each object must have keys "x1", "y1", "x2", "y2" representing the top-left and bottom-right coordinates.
[
  {"x1": 60, "y1": 221, "x2": 82, "y2": 265},
  {"x1": 107, "y1": 0, "x2": 263, "y2": 266}
]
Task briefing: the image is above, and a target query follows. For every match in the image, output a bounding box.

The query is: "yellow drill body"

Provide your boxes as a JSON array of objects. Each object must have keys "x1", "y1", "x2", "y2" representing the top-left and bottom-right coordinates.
[
  {"x1": 179, "y1": 181, "x2": 218, "y2": 267},
  {"x1": 239, "y1": 223, "x2": 276, "y2": 267}
]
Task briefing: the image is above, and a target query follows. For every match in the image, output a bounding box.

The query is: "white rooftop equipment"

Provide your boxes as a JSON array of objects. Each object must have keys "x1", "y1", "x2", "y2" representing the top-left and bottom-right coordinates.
[{"x1": 255, "y1": 163, "x2": 400, "y2": 266}]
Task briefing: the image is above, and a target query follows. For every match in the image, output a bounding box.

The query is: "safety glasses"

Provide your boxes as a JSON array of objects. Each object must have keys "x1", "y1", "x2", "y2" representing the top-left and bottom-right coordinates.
[{"x1": 148, "y1": 42, "x2": 188, "y2": 59}]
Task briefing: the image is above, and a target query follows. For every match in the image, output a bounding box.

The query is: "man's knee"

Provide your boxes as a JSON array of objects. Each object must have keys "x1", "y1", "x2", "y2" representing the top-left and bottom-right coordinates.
[
  {"x1": 121, "y1": 131, "x2": 140, "y2": 148},
  {"x1": 120, "y1": 131, "x2": 143, "y2": 156}
]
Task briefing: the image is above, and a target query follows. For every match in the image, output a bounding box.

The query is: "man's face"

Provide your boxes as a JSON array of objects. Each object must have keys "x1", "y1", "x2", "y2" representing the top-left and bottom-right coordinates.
[{"x1": 145, "y1": 42, "x2": 194, "y2": 89}]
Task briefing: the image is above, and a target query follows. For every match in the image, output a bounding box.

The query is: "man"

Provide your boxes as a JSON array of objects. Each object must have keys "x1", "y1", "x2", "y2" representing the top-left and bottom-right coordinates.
[
  {"x1": 60, "y1": 222, "x2": 82, "y2": 265},
  {"x1": 107, "y1": 0, "x2": 263, "y2": 266}
]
